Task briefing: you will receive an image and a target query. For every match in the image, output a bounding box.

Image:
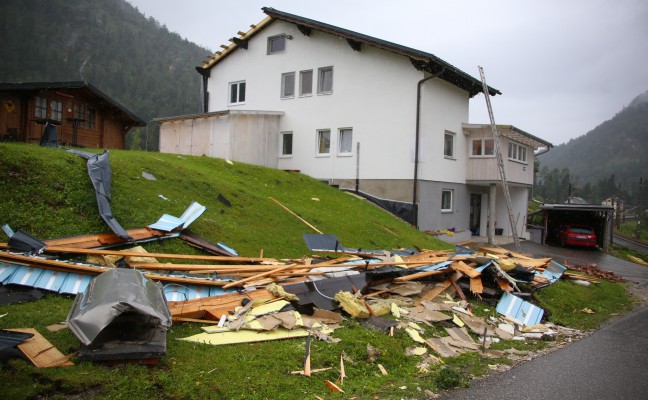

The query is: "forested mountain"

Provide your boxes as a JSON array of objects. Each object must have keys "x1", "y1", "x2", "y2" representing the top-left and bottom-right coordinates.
[
  {"x1": 0, "y1": 0, "x2": 209, "y2": 150},
  {"x1": 536, "y1": 90, "x2": 648, "y2": 204}
]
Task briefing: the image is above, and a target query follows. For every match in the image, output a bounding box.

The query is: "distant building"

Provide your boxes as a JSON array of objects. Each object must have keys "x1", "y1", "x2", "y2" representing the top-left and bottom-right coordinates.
[
  {"x1": 0, "y1": 81, "x2": 145, "y2": 149},
  {"x1": 157, "y1": 8, "x2": 553, "y2": 239}
]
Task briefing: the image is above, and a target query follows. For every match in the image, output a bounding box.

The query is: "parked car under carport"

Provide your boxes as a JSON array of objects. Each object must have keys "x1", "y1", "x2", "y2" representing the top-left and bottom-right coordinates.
[{"x1": 538, "y1": 204, "x2": 613, "y2": 251}]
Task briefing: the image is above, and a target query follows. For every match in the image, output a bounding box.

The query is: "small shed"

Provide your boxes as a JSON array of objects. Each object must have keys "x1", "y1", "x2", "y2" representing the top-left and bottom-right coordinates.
[{"x1": 539, "y1": 203, "x2": 614, "y2": 251}]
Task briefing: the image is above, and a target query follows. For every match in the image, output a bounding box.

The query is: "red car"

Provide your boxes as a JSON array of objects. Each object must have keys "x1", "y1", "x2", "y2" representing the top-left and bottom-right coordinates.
[{"x1": 559, "y1": 224, "x2": 597, "y2": 248}]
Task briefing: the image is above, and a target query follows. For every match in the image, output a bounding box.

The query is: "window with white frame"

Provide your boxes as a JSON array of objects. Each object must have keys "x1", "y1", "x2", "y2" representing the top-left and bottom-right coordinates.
[
  {"x1": 35, "y1": 96, "x2": 47, "y2": 118},
  {"x1": 471, "y1": 138, "x2": 495, "y2": 156},
  {"x1": 50, "y1": 100, "x2": 62, "y2": 121},
  {"x1": 281, "y1": 72, "x2": 295, "y2": 99},
  {"x1": 229, "y1": 81, "x2": 246, "y2": 105},
  {"x1": 317, "y1": 129, "x2": 331, "y2": 155},
  {"x1": 508, "y1": 142, "x2": 528, "y2": 163},
  {"x1": 441, "y1": 189, "x2": 453, "y2": 212},
  {"x1": 300, "y1": 70, "x2": 313, "y2": 96},
  {"x1": 267, "y1": 35, "x2": 286, "y2": 54},
  {"x1": 444, "y1": 131, "x2": 455, "y2": 158},
  {"x1": 338, "y1": 128, "x2": 353, "y2": 155},
  {"x1": 280, "y1": 132, "x2": 293, "y2": 156},
  {"x1": 317, "y1": 66, "x2": 333, "y2": 94}
]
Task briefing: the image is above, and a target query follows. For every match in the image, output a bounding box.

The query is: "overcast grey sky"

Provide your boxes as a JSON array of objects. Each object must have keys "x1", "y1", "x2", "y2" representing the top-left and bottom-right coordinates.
[{"x1": 128, "y1": 0, "x2": 648, "y2": 146}]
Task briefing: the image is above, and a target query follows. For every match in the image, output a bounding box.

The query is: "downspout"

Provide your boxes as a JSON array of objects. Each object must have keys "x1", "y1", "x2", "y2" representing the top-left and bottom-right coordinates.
[
  {"x1": 413, "y1": 67, "x2": 445, "y2": 228},
  {"x1": 196, "y1": 67, "x2": 211, "y2": 113}
]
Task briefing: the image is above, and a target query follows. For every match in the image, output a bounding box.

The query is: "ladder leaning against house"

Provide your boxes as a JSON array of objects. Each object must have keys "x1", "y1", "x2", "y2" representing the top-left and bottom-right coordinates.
[{"x1": 478, "y1": 66, "x2": 521, "y2": 251}]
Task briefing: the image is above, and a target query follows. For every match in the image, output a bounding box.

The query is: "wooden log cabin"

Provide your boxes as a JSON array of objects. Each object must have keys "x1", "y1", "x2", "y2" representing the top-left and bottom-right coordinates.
[{"x1": 0, "y1": 81, "x2": 145, "y2": 149}]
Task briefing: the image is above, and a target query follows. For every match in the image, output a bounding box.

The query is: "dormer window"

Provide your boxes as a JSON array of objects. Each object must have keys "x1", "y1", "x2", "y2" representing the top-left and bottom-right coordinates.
[{"x1": 267, "y1": 34, "x2": 286, "y2": 54}]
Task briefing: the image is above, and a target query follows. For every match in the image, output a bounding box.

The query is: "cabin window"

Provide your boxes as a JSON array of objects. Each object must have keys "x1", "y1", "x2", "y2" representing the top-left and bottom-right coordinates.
[
  {"x1": 338, "y1": 128, "x2": 353, "y2": 155},
  {"x1": 35, "y1": 96, "x2": 47, "y2": 118},
  {"x1": 300, "y1": 70, "x2": 313, "y2": 96},
  {"x1": 280, "y1": 132, "x2": 293, "y2": 157},
  {"x1": 441, "y1": 189, "x2": 453, "y2": 212},
  {"x1": 317, "y1": 67, "x2": 333, "y2": 94},
  {"x1": 508, "y1": 142, "x2": 528, "y2": 163},
  {"x1": 74, "y1": 104, "x2": 86, "y2": 127},
  {"x1": 317, "y1": 129, "x2": 331, "y2": 156},
  {"x1": 444, "y1": 131, "x2": 455, "y2": 158},
  {"x1": 471, "y1": 138, "x2": 495, "y2": 157},
  {"x1": 281, "y1": 72, "x2": 295, "y2": 99},
  {"x1": 267, "y1": 35, "x2": 286, "y2": 54},
  {"x1": 50, "y1": 100, "x2": 62, "y2": 121},
  {"x1": 229, "y1": 81, "x2": 246, "y2": 105},
  {"x1": 87, "y1": 108, "x2": 96, "y2": 129}
]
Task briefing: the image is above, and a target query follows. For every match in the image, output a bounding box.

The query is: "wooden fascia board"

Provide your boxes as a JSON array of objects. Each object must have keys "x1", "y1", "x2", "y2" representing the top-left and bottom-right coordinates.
[{"x1": 199, "y1": 16, "x2": 274, "y2": 72}]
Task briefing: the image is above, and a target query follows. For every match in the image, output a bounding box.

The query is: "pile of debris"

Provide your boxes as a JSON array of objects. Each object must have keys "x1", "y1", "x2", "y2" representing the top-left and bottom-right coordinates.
[{"x1": 1, "y1": 217, "x2": 604, "y2": 369}]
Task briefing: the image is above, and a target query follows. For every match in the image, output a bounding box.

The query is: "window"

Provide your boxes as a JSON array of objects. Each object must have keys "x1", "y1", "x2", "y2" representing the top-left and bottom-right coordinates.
[
  {"x1": 267, "y1": 35, "x2": 286, "y2": 54},
  {"x1": 229, "y1": 81, "x2": 246, "y2": 105},
  {"x1": 35, "y1": 96, "x2": 47, "y2": 118},
  {"x1": 441, "y1": 190, "x2": 453, "y2": 212},
  {"x1": 471, "y1": 138, "x2": 495, "y2": 156},
  {"x1": 300, "y1": 70, "x2": 313, "y2": 96},
  {"x1": 317, "y1": 66, "x2": 333, "y2": 94},
  {"x1": 281, "y1": 72, "x2": 295, "y2": 99},
  {"x1": 87, "y1": 108, "x2": 96, "y2": 129},
  {"x1": 280, "y1": 132, "x2": 293, "y2": 156},
  {"x1": 50, "y1": 100, "x2": 62, "y2": 121},
  {"x1": 508, "y1": 142, "x2": 528, "y2": 163},
  {"x1": 444, "y1": 131, "x2": 455, "y2": 158},
  {"x1": 317, "y1": 129, "x2": 331, "y2": 155},
  {"x1": 338, "y1": 128, "x2": 353, "y2": 155}
]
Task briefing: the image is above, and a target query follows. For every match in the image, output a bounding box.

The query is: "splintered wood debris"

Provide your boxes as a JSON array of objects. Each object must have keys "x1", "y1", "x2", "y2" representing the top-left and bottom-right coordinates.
[{"x1": 2, "y1": 223, "x2": 600, "y2": 369}]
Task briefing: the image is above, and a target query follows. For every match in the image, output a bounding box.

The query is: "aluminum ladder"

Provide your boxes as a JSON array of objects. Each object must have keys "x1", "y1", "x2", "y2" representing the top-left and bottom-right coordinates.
[{"x1": 478, "y1": 66, "x2": 521, "y2": 251}]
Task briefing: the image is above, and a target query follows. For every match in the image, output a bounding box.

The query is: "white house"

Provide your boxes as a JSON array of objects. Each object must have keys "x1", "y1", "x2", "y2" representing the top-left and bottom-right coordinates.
[{"x1": 157, "y1": 7, "x2": 552, "y2": 241}]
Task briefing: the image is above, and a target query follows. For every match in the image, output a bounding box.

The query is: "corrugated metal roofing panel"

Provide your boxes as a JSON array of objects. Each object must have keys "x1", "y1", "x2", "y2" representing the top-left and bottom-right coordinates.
[
  {"x1": 59, "y1": 274, "x2": 93, "y2": 295},
  {"x1": 540, "y1": 260, "x2": 567, "y2": 283},
  {"x1": 148, "y1": 214, "x2": 184, "y2": 232},
  {"x1": 33, "y1": 270, "x2": 68, "y2": 292},
  {"x1": 0, "y1": 263, "x2": 19, "y2": 283},
  {"x1": 496, "y1": 292, "x2": 544, "y2": 326},
  {"x1": 148, "y1": 202, "x2": 206, "y2": 232},
  {"x1": 6, "y1": 266, "x2": 42, "y2": 287}
]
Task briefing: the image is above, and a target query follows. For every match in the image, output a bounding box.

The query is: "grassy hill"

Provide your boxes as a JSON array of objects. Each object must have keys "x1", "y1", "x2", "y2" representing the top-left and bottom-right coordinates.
[
  {"x1": 0, "y1": 143, "x2": 634, "y2": 399},
  {"x1": 0, "y1": 143, "x2": 450, "y2": 257}
]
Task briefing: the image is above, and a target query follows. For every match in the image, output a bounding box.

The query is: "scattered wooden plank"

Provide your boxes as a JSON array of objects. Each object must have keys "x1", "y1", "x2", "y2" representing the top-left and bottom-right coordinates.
[
  {"x1": 450, "y1": 261, "x2": 481, "y2": 278},
  {"x1": 44, "y1": 247, "x2": 273, "y2": 264},
  {"x1": 469, "y1": 276, "x2": 484, "y2": 295},
  {"x1": 269, "y1": 197, "x2": 322, "y2": 234},
  {"x1": 167, "y1": 289, "x2": 275, "y2": 319},
  {"x1": 6, "y1": 328, "x2": 74, "y2": 368}
]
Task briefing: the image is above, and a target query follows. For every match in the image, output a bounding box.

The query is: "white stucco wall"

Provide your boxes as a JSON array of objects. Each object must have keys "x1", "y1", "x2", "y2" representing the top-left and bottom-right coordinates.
[{"x1": 206, "y1": 21, "x2": 469, "y2": 184}]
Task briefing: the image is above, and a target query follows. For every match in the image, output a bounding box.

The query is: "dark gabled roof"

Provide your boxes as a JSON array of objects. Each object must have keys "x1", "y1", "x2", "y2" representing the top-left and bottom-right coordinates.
[
  {"x1": 0, "y1": 81, "x2": 146, "y2": 126},
  {"x1": 197, "y1": 7, "x2": 500, "y2": 98}
]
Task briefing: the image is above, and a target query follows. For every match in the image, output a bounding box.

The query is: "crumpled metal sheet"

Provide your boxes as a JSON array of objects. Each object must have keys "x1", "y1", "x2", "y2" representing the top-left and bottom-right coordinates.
[
  {"x1": 66, "y1": 149, "x2": 131, "y2": 240},
  {"x1": 148, "y1": 202, "x2": 206, "y2": 232},
  {"x1": 66, "y1": 269, "x2": 172, "y2": 361}
]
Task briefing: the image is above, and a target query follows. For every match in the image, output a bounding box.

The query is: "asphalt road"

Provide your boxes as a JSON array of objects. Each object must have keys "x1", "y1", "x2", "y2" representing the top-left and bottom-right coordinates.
[{"x1": 437, "y1": 241, "x2": 648, "y2": 400}]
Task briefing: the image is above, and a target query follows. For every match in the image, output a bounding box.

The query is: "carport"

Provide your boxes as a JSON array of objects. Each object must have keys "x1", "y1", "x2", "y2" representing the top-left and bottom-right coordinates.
[{"x1": 540, "y1": 203, "x2": 614, "y2": 252}]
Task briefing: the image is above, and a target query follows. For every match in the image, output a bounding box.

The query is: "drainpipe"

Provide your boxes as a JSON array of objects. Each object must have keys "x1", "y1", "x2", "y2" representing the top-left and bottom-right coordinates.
[
  {"x1": 196, "y1": 67, "x2": 211, "y2": 113},
  {"x1": 412, "y1": 67, "x2": 445, "y2": 228}
]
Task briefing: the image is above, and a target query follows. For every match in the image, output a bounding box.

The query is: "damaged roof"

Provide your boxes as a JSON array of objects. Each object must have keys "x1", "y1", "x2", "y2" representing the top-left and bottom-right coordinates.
[
  {"x1": 196, "y1": 7, "x2": 500, "y2": 98},
  {"x1": 0, "y1": 81, "x2": 146, "y2": 127}
]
